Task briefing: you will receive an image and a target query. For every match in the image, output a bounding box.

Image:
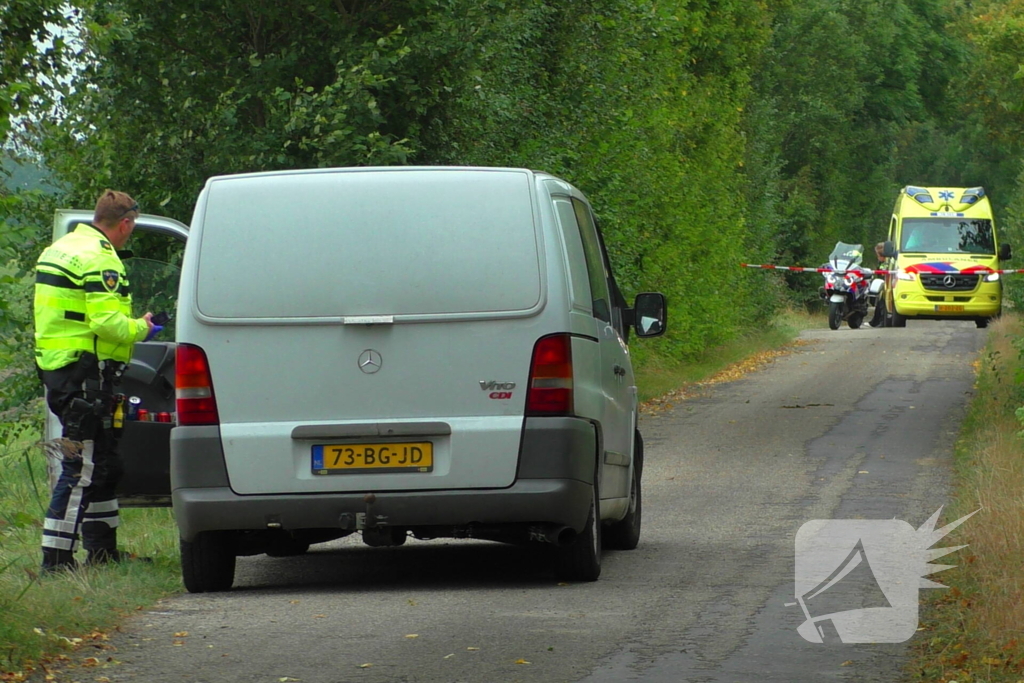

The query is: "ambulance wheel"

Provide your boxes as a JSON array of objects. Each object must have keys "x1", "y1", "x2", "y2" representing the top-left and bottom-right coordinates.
[
  {"x1": 976, "y1": 318, "x2": 989, "y2": 329},
  {"x1": 828, "y1": 302, "x2": 842, "y2": 330},
  {"x1": 604, "y1": 431, "x2": 643, "y2": 551},
  {"x1": 181, "y1": 531, "x2": 236, "y2": 593},
  {"x1": 891, "y1": 310, "x2": 907, "y2": 327},
  {"x1": 554, "y1": 480, "x2": 601, "y2": 582}
]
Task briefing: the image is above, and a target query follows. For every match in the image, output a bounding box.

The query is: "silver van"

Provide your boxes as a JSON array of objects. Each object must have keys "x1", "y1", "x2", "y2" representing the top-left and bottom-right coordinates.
[{"x1": 49, "y1": 167, "x2": 666, "y2": 591}]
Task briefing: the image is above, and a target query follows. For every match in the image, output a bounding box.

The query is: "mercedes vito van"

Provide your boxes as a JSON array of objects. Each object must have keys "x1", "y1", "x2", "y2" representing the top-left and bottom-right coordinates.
[{"x1": 49, "y1": 167, "x2": 666, "y2": 591}]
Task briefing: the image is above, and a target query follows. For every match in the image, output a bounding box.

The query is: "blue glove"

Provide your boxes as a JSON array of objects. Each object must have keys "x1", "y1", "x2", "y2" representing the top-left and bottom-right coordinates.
[{"x1": 144, "y1": 324, "x2": 164, "y2": 342}]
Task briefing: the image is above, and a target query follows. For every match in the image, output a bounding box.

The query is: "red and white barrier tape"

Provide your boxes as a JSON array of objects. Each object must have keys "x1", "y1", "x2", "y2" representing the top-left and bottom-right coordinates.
[
  {"x1": 740, "y1": 263, "x2": 890, "y2": 275},
  {"x1": 741, "y1": 263, "x2": 1024, "y2": 275}
]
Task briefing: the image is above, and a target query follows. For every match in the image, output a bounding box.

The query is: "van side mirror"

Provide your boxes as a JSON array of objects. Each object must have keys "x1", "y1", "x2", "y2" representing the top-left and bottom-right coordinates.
[
  {"x1": 999, "y1": 243, "x2": 1012, "y2": 261},
  {"x1": 633, "y1": 292, "x2": 667, "y2": 338},
  {"x1": 882, "y1": 241, "x2": 896, "y2": 258}
]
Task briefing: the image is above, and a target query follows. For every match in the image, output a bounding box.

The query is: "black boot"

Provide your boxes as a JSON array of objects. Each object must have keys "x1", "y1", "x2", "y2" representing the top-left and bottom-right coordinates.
[{"x1": 41, "y1": 548, "x2": 78, "y2": 573}]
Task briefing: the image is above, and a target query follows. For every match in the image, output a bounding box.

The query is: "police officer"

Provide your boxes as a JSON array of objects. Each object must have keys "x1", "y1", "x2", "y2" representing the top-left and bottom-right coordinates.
[
  {"x1": 868, "y1": 242, "x2": 887, "y2": 327},
  {"x1": 34, "y1": 190, "x2": 156, "y2": 572}
]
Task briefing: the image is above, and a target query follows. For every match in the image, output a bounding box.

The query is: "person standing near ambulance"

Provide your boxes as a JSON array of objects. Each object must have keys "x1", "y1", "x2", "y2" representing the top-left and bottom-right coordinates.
[{"x1": 34, "y1": 190, "x2": 158, "y2": 572}]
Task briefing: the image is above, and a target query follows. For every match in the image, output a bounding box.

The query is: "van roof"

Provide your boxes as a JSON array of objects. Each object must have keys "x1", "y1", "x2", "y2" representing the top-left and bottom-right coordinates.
[{"x1": 205, "y1": 165, "x2": 549, "y2": 183}]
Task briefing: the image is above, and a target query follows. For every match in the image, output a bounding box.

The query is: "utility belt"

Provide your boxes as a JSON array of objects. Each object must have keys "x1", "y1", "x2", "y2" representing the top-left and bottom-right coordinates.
[{"x1": 42, "y1": 353, "x2": 129, "y2": 441}]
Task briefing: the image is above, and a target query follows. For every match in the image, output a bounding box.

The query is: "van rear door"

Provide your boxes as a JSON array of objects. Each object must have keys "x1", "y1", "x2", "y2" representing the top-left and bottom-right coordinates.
[
  {"x1": 46, "y1": 210, "x2": 188, "y2": 506},
  {"x1": 183, "y1": 168, "x2": 551, "y2": 496}
]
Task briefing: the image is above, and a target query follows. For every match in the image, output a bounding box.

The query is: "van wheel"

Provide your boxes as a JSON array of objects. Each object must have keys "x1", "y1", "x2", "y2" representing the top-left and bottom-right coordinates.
[
  {"x1": 976, "y1": 318, "x2": 989, "y2": 329},
  {"x1": 891, "y1": 309, "x2": 907, "y2": 327},
  {"x1": 181, "y1": 531, "x2": 236, "y2": 593},
  {"x1": 828, "y1": 302, "x2": 842, "y2": 330},
  {"x1": 604, "y1": 431, "x2": 643, "y2": 550},
  {"x1": 554, "y1": 482, "x2": 601, "y2": 582}
]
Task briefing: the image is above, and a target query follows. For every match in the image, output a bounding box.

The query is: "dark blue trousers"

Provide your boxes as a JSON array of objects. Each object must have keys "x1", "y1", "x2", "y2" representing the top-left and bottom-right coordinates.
[{"x1": 40, "y1": 363, "x2": 122, "y2": 569}]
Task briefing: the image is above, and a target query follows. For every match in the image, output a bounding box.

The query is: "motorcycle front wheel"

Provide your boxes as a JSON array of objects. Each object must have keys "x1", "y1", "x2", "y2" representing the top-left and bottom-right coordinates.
[{"x1": 828, "y1": 301, "x2": 843, "y2": 330}]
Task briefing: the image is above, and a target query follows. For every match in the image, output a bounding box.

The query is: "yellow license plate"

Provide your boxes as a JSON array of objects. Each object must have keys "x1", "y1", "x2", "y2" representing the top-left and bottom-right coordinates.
[
  {"x1": 312, "y1": 442, "x2": 433, "y2": 474},
  {"x1": 935, "y1": 305, "x2": 965, "y2": 312}
]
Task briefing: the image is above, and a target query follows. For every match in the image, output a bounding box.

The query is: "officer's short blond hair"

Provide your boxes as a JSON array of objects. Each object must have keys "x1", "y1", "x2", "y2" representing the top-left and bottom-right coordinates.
[{"x1": 94, "y1": 190, "x2": 139, "y2": 227}]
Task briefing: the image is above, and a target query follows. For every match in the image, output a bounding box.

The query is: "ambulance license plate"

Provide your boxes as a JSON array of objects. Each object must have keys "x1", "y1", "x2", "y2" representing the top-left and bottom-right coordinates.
[
  {"x1": 312, "y1": 442, "x2": 433, "y2": 474},
  {"x1": 935, "y1": 305, "x2": 964, "y2": 312}
]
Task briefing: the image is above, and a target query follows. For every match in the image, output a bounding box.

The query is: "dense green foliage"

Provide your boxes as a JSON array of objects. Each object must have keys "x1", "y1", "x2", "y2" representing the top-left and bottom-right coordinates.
[{"x1": 3, "y1": 0, "x2": 1024, "y2": 380}]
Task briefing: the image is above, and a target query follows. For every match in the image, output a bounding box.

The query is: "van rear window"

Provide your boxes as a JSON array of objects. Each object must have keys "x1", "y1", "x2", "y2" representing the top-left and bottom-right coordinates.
[{"x1": 194, "y1": 170, "x2": 542, "y2": 319}]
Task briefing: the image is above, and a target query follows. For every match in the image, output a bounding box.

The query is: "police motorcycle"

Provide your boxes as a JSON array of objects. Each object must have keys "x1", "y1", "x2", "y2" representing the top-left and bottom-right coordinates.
[{"x1": 818, "y1": 242, "x2": 870, "y2": 330}]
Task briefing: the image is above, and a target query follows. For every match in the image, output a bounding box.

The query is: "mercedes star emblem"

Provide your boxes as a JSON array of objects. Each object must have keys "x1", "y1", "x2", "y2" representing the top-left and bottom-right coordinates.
[
  {"x1": 358, "y1": 349, "x2": 383, "y2": 374},
  {"x1": 943, "y1": 275, "x2": 956, "y2": 288}
]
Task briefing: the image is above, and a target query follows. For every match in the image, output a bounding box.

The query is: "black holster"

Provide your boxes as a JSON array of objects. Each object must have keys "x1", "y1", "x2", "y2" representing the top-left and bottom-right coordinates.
[{"x1": 40, "y1": 353, "x2": 114, "y2": 441}]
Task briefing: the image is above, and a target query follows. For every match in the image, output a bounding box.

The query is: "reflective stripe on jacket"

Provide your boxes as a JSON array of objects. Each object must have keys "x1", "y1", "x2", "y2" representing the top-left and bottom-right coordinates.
[{"x1": 34, "y1": 223, "x2": 148, "y2": 371}]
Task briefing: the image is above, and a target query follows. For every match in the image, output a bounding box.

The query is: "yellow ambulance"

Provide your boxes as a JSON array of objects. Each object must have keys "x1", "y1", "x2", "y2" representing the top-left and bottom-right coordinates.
[{"x1": 879, "y1": 186, "x2": 1012, "y2": 328}]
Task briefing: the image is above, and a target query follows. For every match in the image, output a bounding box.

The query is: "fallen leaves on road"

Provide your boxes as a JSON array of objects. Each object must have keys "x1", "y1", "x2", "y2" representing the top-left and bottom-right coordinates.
[{"x1": 641, "y1": 340, "x2": 813, "y2": 415}]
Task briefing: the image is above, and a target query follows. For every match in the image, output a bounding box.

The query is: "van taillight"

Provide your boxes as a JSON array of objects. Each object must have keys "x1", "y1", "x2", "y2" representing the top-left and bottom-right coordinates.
[
  {"x1": 176, "y1": 344, "x2": 219, "y2": 426},
  {"x1": 525, "y1": 334, "x2": 574, "y2": 416}
]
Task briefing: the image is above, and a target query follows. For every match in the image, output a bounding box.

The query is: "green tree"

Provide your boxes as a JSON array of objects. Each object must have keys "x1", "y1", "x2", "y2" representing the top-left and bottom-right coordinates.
[
  {"x1": 748, "y1": 0, "x2": 965, "y2": 301},
  {"x1": 957, "y1": 0, "x2": 1024, "y2": 306},
  {"x1": 30, "y1": 0, "x2": 776, "y2": 359}
]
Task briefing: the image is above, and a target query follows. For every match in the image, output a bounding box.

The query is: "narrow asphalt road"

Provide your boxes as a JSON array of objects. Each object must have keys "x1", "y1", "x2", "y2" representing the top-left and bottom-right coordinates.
[{"x1": 64, "y1": 321, "x2": 983, "y2": 683}]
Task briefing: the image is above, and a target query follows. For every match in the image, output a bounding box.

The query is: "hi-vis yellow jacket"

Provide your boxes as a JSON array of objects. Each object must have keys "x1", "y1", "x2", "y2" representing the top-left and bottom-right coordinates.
[{"x1": 34, "y1": 223, "x2": 148, "y2": 371}]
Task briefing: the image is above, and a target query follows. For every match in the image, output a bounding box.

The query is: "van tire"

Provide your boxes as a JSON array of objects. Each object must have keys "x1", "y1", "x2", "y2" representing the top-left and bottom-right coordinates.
[
  {"x1": 554, "y1": 482, "x2": 602, "y2": 582},
  {"x1": 604, "y1": 432, "x2": 643, "y2": 550},
  {"x1": 181, "y1": 532, "x2": 236, "y2": 593},
  {"x1": 976, "y1": 318, "x2": 989, "y2": 329},
  {"x1": 891, "y1": 309, "x2": 907, "y2": 327}
]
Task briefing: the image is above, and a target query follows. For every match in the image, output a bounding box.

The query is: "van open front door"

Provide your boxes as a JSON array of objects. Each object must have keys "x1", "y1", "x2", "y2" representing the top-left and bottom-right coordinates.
[{"x1": 45, "y1": 210, "x2": 189, "y2": 507}]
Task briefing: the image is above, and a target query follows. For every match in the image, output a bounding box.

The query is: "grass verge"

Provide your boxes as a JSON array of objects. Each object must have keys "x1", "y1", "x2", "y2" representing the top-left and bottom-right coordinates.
[
  {"x1": 908, "y1": 313, "x2": 1024, "y2": 682},
  {"x1": 636, "y1": 306, "x2": 817, "y2": 403},
  {"x1": 0, "y1": 423, "x2": 181, "y2": 679}
]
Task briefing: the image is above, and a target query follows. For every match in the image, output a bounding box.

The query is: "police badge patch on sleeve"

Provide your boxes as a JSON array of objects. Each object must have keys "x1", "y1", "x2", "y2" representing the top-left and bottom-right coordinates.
[{"x1": 102, "y1": 270, "x2": 120, "y2": 292}]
